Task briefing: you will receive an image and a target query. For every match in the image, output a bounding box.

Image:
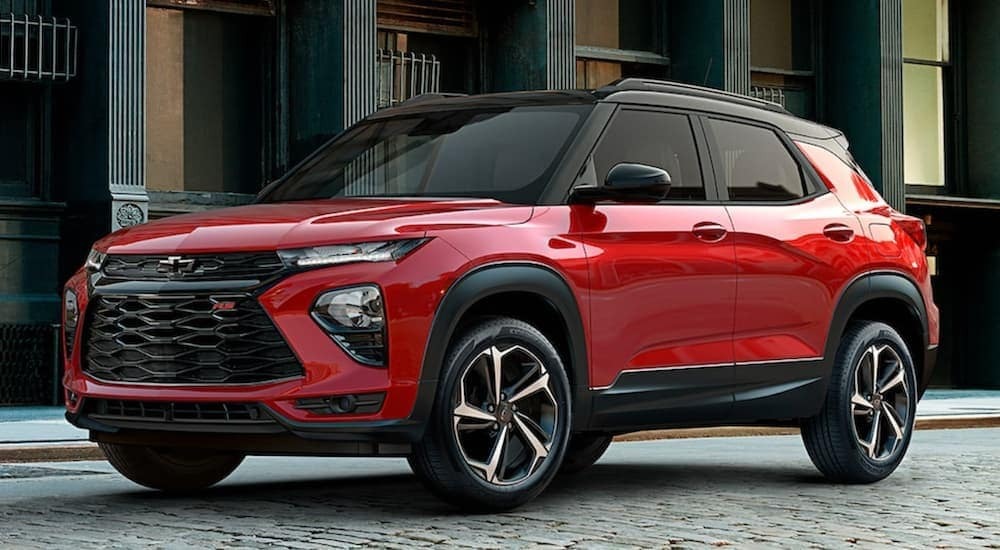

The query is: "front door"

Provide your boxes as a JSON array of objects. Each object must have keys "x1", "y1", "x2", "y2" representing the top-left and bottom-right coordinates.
[{"x1": 572, "y1": 108, "x2": 738, "y2": 430}]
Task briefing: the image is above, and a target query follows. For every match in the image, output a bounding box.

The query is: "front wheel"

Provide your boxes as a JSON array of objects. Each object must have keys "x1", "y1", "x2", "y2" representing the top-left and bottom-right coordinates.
[
  {"x1": 100, "y1": 443, "x2": 244, "y2": 492},
  {"x1": 409, "y1": 317, "x2": 572, "y2": 511},
  {"x1": 801, "y1": 321, "x2": 917, "y2": 483}
]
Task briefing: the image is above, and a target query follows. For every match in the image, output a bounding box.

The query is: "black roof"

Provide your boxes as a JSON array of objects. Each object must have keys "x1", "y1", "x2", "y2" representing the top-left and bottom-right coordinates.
[
  {"x1": 371, "y1": 80, "x2": 841, "y2": 140},
  {"x1": 596, "y1": 78, "x2": 840, "y2": 140}
]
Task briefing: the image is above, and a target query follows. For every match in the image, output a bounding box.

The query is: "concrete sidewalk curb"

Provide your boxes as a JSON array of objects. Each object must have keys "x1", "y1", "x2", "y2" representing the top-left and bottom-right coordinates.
[
  {"x1": 2, "y1": 415, "x2": 998, "y2": 464},
  {"x1": 0, "y1": 443, "x2": 103, "y2": 463},
  {"x1": 615, "y1": 414, "x2": 1000, "y2": 442}
]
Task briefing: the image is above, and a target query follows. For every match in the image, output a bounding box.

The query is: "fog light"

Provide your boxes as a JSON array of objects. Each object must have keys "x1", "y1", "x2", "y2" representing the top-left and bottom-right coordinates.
[
  {"x1": 295, "y1": 393, "x2": 385, "y2": 415},
  {"x1": 311, "y1": 285, "x2": 386, "y2": 366},
  {"x1": 319, "y1": 286, "x2": 383, "y2": 329}
]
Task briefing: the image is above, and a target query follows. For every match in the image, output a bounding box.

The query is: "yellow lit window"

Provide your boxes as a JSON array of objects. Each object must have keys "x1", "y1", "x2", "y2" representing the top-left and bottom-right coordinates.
[{"x1": 903, "y1": 0, "x2": 948, "y2": 187}]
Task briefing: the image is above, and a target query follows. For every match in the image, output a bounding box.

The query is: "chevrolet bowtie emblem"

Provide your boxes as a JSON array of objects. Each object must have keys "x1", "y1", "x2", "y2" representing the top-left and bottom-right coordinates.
[{"x1": 157, "y1": 256, "x2": 198, "y2": 277}]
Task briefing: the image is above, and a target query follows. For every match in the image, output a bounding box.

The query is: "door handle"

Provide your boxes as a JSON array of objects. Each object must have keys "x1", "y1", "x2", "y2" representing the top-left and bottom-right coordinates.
[
  {"x1": 823, "y1": 223, "x2": 855, "y2": 243},
  {"x1": 692, "y1": 222, "x2": 728, "y2": 243}
]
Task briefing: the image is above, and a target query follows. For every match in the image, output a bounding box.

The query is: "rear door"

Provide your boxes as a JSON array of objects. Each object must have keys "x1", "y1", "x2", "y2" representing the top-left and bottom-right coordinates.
[
  {"x1": 702, "y1": 116, "x2": 868, "y2": 420},
  {"x1": 572, "y1": 107, "x2": 738, "y2": 430}
]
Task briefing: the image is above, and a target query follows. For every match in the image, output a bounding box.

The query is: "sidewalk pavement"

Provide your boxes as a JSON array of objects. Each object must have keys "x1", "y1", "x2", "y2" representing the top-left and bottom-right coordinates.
[{"x1": 1, "y1": 390, "x2": 998, "y2": 460}]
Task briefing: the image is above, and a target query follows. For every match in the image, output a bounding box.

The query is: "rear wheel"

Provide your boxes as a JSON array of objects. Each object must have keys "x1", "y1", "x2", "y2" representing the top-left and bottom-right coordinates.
[
  {"x1": 100, "y1": 443, "x2": 244, "y2": 491},
  {"x1": 559, "y1": 433, "x2": 613, "y2": 474},
  {"x1": 409, "y1": 317, "x2": 572, "y2": 511},
  {"x1": 801, "y1": 321, "x2": 917, "y2": 483}
]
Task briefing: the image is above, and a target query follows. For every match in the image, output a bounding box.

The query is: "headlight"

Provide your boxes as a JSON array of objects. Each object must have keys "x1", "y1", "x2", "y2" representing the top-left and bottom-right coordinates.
[
  {"x1": 311, "y1": 285, "x2": 386, "y2": 366},
  {"x1": 278, "y1": 238, "x2": 428, "y2": 269},
  {"x1": 85, "y1": 248, "x2": 106, "y2": 272}
]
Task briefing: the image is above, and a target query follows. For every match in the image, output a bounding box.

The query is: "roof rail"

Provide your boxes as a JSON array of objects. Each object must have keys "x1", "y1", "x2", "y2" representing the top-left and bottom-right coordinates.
[
  {"x1": 595, "y1": 78, "x2": 790, "y2": 114},
  {"x1": 398, "y1": 92, "x2": 469, "y2": 106}
]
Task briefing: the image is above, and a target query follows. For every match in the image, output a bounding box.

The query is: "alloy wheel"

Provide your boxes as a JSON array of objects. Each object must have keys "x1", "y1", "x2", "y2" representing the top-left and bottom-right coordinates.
[
  {"x1": 451, "y1": 344, "x2": 559, "y2": 485},
  {"x1": 849, "y1": 343, "x2": 911, "y2": 461}
]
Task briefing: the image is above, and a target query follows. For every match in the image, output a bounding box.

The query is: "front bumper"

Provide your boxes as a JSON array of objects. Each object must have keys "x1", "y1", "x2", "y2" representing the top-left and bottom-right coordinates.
[
  {"x1": 61, "y1": 238, "x2": 470, "y2": 446},
  {"x1": 65, "y1": 387, "x2": 434, "y2": 455}
]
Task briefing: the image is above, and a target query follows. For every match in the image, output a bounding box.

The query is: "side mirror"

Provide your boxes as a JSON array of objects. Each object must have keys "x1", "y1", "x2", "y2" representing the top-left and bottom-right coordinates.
[{"x1": 571, "y1": 163, "x2": 671, "y2": 203}]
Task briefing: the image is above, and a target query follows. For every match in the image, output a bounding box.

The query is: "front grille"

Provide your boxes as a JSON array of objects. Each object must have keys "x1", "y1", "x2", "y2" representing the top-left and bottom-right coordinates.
[
  {"x1": 102, "y1": 252, "x2": 285, "y2": 281},
  {"x1": 85, "y1": 399, "x2": 272, "y2": 424},
  {"x1": 84, "y1": 294, "x2": 303, "y2": 385}
]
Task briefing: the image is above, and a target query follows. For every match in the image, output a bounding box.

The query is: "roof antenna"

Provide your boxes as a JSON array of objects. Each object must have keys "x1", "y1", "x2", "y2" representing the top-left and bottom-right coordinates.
[{"x1": 702, "y1": 58, "x2": 714, "y2": 87}]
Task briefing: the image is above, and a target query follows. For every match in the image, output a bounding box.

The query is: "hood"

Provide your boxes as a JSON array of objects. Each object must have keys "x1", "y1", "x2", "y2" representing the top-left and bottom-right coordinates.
[{"x1": 96, "y1": 198, "x2": 533, "y2": 255}]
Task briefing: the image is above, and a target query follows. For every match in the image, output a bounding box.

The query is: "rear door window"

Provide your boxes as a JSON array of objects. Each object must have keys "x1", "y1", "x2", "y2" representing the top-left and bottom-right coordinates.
[{"x1": 705, "y1": 118, "x2": 808, "y2": 202}]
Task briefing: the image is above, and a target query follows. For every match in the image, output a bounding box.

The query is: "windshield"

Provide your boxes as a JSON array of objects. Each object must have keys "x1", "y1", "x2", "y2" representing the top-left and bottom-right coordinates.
[{"x1": 259, "y1": 104, "x2": 593, "y2": 204}]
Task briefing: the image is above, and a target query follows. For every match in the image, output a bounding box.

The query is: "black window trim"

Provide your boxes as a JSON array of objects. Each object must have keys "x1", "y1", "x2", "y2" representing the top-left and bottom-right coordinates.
[
  {"x1": 698, "y1": 113, "x2": 829, "y2": 206},
  {"x1": 563, "y1": 104, "x2": 721, "y2": 205}
]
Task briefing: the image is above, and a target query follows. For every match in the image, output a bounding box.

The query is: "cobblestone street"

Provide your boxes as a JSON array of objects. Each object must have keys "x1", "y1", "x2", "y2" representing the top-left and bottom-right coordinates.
[{"x1": 2, "y1": 429, "x2": 997, "y2": 549}]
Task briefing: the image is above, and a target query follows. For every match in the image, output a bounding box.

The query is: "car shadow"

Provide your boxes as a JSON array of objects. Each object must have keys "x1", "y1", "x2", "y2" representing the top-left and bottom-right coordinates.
[{"x1": 87, "y1": 459, "x2": 829, "y2": 519}]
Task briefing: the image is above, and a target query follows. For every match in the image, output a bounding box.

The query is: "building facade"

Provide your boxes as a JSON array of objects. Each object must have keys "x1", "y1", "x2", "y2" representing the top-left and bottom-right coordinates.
[{"x1": 0, "y1": 0, "x2": 996, "y2": 404}]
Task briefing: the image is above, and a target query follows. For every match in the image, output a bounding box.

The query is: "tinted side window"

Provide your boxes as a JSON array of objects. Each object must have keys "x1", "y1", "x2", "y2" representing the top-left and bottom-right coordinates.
[
  {"x1": 593, "y1": 110, "x2": 705, "y2": 200},
  {"x1": 706, "y1": 118, "x2": 807, "y2": 201}
]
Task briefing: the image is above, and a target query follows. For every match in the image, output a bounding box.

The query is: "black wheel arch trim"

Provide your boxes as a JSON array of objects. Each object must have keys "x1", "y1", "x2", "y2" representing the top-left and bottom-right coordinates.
[
  {"x1": 826, "y1": 271, "x2": 932, "y2": 394},
  {"x1": 410, "y1": 262, "x2": 591, "y2": 431}
]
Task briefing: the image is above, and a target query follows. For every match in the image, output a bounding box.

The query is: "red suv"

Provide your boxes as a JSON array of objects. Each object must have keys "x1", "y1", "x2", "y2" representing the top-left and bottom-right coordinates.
[{"x1": 64, "y1": 79, "x2": 938, "y2": 510}]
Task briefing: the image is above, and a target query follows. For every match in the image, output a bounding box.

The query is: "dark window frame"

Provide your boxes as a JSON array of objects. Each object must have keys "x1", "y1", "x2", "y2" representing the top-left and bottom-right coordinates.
[
  {"x1": 699, "y1": 114, "x2": 827, "y2": 206},
  {"x1": 145, "y1": 3, "x2": 281, "y2": 197},
  {"x1": 574, "y1": 0, "x2": 670, "y2": 89},
  {"x1": 749, "y1": 0, "x2": 822, "y2": 119},
  {"x1": 0, "y1": 86, "x2": 47, "y2": 200}
]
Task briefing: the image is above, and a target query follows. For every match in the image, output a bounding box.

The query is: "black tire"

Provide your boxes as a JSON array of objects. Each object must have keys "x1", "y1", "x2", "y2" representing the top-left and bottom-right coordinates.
[
  {"x1": 801, "y1": 321, "x2": 918, "y2": 483},
  {"x1": 100, "y1": 443, "x2": 244, "y2": 492},
  {"x1": 409, "y1": 317, "x2": 572, "y2": 511},
  {"x1": 559, "y1": 433, "x2": 613, "y2": 475}
]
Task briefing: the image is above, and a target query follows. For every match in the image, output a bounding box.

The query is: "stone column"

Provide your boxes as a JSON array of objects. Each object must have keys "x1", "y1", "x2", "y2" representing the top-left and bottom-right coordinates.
[
  {"x1": 669, "y1": 0, "x2": 750, "y2": 94},
  {"x1": 722, "y1": 0, "x2": 751, "y2": 95},
  {"x1": 343, "y1": 0, "x2": 377, "y2": 127},
  {"x1": 107, "y1": 0, "x2": 148, "y2": 231},
  {"x1": 546, "y1": 0, "x2": 575, "y2": 90}
]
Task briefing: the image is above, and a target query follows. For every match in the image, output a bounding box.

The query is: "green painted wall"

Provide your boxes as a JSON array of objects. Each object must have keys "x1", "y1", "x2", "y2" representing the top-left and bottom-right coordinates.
[
  {"x1": 820, "y1": 2, "x2": 884, "y2": 191},
  {"x1": 821, "y1": 0, "x2": 905, "y2": 209},
  {"x1": 948, "y1": 214, "x2": 1000, "y2": 388},
  {"x1": 0, "y1": 203, "x2": 62, "y2": 323},
  {"x1": 480, "y1": 2, "x2": 548, "y2": 92},
  {"x1": 964, "y1": 0, "x2": 1000, "y2": 200},
  {"x1": 286, "y1": 0, "x2": 345, "y2": 164},
  {"x1": 50, "y1": 1, "x2": 114, "y2": 285},
  {"x1": 668, "y1": 1, "x2": 726, "y2": 88}
]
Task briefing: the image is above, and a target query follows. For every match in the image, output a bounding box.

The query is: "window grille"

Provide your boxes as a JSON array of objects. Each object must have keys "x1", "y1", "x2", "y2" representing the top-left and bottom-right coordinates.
[
  {"x1": 750, "y1": 85, "x2": 786, "y2": 108},
  {"x1": 376, "y1": 49, "x2": 440, "y2": 109},
  {"x1": 0, "y1": 14, "x2": 77, "y2": 82}
]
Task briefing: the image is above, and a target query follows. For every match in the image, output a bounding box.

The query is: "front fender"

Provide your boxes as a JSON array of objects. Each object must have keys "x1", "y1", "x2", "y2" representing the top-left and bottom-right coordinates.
[{"x1": 410, "y1": 263, "x2": 591, "y2": 428}]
